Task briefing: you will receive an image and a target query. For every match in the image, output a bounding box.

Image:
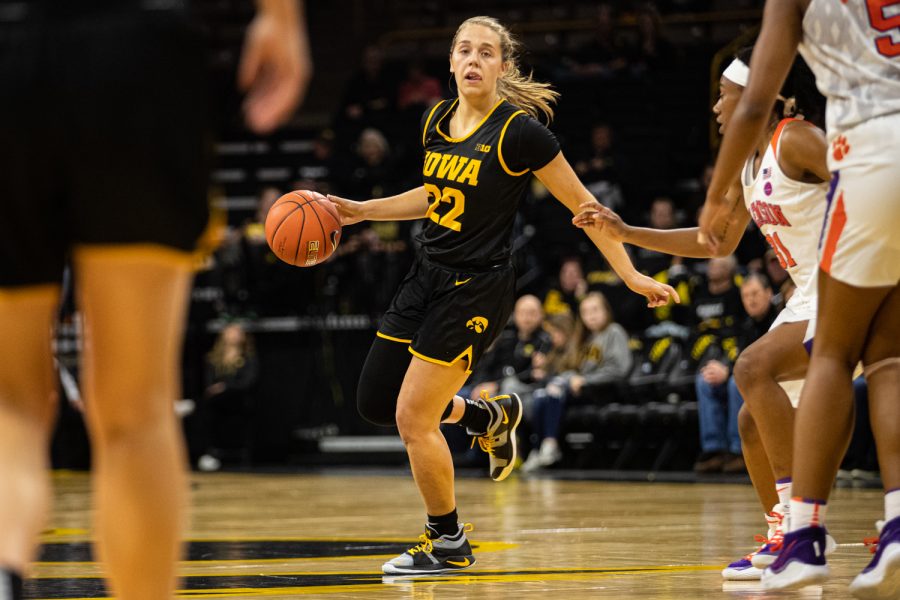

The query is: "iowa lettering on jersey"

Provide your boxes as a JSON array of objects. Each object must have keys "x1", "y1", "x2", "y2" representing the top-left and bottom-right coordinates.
[
  {"x1": 423, "y1": 151, "x2": 481, "y2": 186},
  {"x1": 749, "y1": 200, "x2": 792, "y2": 228}
]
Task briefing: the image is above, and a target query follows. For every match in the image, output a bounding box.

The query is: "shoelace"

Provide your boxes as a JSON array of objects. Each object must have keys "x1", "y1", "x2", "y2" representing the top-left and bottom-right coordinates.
[
  {"x1": 407, "y1": 523, "x2": 475, "y2": 556},
  {"x1": 470, "y1": 390, "x2": 498, "y2": 455},
  {"x1": 863, "y1": 536, "x2": 879, "y2": 554},
  {"x1": 764, "y1": 529, "x2": 785, "y2": 552},
  {"x1": 863, "y1": 520, "x2": 885, "y2": 554}
]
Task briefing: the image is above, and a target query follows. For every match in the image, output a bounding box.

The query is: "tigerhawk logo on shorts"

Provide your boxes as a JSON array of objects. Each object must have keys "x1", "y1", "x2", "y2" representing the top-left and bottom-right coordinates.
[{"x1": 466, "y1": 316, "x2": 488, "y2": 334}]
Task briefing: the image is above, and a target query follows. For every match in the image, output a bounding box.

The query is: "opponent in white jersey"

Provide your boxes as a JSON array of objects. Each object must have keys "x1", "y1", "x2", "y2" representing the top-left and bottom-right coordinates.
[
  {"x1": 574, "y1": 46, "x2": 833, "y2": 581},
  {"x1": 699, "y1": 0, "x2": 900, "y2": 595}
]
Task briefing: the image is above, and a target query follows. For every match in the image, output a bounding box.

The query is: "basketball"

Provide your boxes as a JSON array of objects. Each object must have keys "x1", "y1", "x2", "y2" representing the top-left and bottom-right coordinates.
[{"x1": 264, "y1": 190, "x2": 342, "y2": 267}]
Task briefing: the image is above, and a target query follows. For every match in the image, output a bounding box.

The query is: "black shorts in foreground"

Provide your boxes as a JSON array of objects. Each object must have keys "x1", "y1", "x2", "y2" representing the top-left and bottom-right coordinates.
[
  {"x1": 0, "y1": 6, "x2": 212, "y2": 286},
  {"x1": 378, "y1": 254, "x2": 516, "y2": 373}
]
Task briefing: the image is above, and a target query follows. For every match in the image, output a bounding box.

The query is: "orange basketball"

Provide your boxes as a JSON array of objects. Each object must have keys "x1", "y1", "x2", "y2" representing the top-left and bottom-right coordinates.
[{"x1": 264, "y1": 190, "x2": 342, "y2": 267}]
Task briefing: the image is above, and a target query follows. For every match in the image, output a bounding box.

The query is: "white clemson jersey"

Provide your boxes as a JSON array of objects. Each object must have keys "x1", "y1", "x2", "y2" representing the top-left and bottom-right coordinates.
[
  {"x1": 741, "y1": 119, "x2": 830, "y2": 302},
  {"x1": 799, "y1": 0, "x2": 900, "y2": 135}
]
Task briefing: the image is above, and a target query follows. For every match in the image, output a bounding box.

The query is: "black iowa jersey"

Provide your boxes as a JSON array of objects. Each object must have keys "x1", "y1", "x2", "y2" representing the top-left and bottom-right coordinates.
[{"x1": 417, "y1": 98, "x2": 560, "y2": 270}]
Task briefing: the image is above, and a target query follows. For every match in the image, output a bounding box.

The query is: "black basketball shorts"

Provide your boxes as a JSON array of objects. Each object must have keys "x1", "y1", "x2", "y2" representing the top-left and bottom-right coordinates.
[
  {"x1": 0, "y1": 5, "x2": 212, "y2": 287},
  {"x1": 377, "y1": 254, "x2": 516, "y2": 373}
]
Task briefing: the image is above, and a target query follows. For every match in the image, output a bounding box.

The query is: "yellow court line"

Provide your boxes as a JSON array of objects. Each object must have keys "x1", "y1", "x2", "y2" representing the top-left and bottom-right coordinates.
[{"x1": 31, "y1": 565, "x2": 726, "y2": 600}]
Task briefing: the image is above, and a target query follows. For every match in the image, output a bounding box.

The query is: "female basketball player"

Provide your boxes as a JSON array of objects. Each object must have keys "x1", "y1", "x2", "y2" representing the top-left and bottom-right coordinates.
[
  {"x1": 0, "y1": 2, "x2": 309, "y2": 598},
  {"x1": 699, "y1": 0, "x2": 900, "y2": 594},
  {"x1": 574, "y1": 47, "x2": 836, "y2": 581},
  {"x1": 328, "y1": 16, "x2": 679, "y2": 575}
]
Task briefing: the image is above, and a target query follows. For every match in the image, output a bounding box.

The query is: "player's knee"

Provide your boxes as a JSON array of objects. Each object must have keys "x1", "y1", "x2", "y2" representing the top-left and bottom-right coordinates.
[
  {"x1": 356, "y1": 386, "x2": 397, "y2": 427},
  {"x1": 737, "y1": 404, "x2": 758, "y2": 442},
  {"x1": 732, "y1": 351, "x2": 766, "y2": 395},
  {"x1": 394, "y1": 405, "x2": 432, "y2": 444}
]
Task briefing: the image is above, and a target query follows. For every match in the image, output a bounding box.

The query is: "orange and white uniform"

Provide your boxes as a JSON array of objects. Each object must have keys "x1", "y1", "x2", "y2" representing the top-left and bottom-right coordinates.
[{"x1": 799, "y1": 0, "x2": 900, "y2": 288}]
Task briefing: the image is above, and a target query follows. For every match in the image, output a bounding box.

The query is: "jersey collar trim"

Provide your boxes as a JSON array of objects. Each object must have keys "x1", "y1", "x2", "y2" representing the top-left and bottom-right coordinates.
[{"x1": 435, "y1": 98, "x2": 506, "y2": 143}]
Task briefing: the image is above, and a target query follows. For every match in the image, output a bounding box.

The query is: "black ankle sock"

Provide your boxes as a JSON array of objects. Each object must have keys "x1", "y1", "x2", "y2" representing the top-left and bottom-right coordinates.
[
  {"x1": 427, "y1": 508, "x2": 459, "y2": 537},
  {"x1": 456, "y1": 398, "x2": 491, "y2": 434},
  {"x1": 0, "y1": 569, "x2": 23, "y2": 600}
]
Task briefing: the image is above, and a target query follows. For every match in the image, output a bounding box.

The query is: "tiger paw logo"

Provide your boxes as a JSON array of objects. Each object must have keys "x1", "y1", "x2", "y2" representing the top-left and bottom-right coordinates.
[
  {"x1": 465, "y1": 316, "x2": 489, "y2": 334},
  {"x1": 832, "y1": 136, "x2": 850, "y2": 162}
]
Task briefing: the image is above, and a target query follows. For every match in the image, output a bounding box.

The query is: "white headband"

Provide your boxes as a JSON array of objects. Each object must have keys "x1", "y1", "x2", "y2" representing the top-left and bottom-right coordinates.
[{"x1": 722, "y1": 58, "x2": 749, "y2": 87}]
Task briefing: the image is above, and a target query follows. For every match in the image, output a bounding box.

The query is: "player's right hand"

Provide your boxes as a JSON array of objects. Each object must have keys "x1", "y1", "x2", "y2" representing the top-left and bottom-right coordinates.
[
  {"x1": 326, "y1": 195, "x2": 367, "y2": 226},
  {"x1": 572, "y1": 201, "x2": 630, "y2": 242}
]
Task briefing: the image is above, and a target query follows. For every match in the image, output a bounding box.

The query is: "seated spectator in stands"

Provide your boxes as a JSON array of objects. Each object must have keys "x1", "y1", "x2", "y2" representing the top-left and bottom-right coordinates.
[
  {"x1": 634, "y1": 196, "x2": 681, "y2": 276},
  {"x1": 559, "y1": 3, "x2": 628, "y2": 81},
  {"x1": 520, "y1": 313, "x2": 576, "y2": 470},
  {"x1": 198, "y1": 323, "x2": 259, "y2": 472},
  {"x1": 694, "y1": 273, "x2": 777, "y2": 473},
  {"x1": 467, "y1": 294, "x2": 551, "y2": 399},
  {"x1": 334, "y1": 45, "x2": 395, "y2": 143},
  {"x1": 396, "y1": 61, "x2": 443, "y2": 112},
  {"x1": 691, "y1": 255, "x2": 746, "y2": 334},
  {"x1": 573, "y1": 123, "x2": 625, "y2": 213},
  {"x1": 295, "y1": 128, "x2": 337, "y2": 195},
  {"x1": 543, "y1": 256, "x2": 588, "y2": 316},
  {"x1": 343, "y1": 127, "x2": 397, "y2": 199},
  {"x1": 524, "y1": 292, "x2": 632, "y2": 471},
  {"x1": 585, "y1": 257, "x2": 654, "y2": 335},
  {"x1": 628, "y1": 2, "x2": 679, "y2": 77}
]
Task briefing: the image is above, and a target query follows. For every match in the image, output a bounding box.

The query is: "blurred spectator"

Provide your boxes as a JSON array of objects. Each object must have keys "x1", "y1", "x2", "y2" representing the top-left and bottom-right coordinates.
[
  {"x1": 633, "y1": 196, "x2": 682, "y2": 276},
  {"x1": 397, "y1": 61, "x2": 443, "y2": 111},
  {"x1": 543, "y1": 256, "x2": 588, "y2": 316},
  {"x1": 559, "y1": 4, "x2": 628, "y2": 81},
  {"x1": 349, "y1": 128, "x2": 397, "y2": 199},
  {"x1": 466, "y1": 295, "x2": 553, "y2": 400},
  {"x1": 295, "y1": 128, "x2": 337, "y2": 195},
  {"x1": 198, "y1": 323, "x2": 259, "y2": 471},
  {"x1": 574, "y1": 123, "x2": 626, "y2": 212},
  {"x1": 628, "y1": 2, "x2": 680, "y2": 77},
  {"x1": 694, "y1": 273, "x2": 776, "y2": 473},
  {"x1": 524, "y1": 292, "x2": 632, "y2": 471},
  {"x1": 691, "y1": 255, "x2": 745, "y2": 334},
  {"x1": 586, "y1": 257, "x2": 654, "y2": 335},
  {"x1": 334, "y1": 45, "x2": 396, "y2": 143}
]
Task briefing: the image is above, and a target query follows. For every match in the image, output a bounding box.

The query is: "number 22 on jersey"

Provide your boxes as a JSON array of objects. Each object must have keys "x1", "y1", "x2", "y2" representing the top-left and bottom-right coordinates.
[{"x1": 424, "y1": 182, "x2": 465, "y2": 232}]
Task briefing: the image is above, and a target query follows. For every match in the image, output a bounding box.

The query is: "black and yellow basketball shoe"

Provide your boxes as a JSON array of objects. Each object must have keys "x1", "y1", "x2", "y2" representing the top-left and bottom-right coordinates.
[
  {"x1": 382, "y1": 523, "x2": 476, "y2": 575},
  {"x1": 473, "y1": 393, "x2": 523, "y2": 482}
]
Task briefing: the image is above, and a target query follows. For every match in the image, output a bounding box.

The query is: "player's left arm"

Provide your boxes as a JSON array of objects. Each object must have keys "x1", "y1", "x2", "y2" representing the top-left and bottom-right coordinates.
[
  {"x1": 778, "y1": 122, "x2": 831, "y2": 183},
  {"x1": 701, "y1": 0, "x2": 806, "y2": 244},
  {"x1": 535, "y1": 152, "x2": 680, "y2": 308}
]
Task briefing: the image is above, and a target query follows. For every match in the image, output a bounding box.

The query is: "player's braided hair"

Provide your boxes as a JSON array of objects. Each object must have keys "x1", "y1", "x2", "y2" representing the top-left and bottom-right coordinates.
[{"x1": 451, "y1": 16, "x2": 559, "y2": 123}]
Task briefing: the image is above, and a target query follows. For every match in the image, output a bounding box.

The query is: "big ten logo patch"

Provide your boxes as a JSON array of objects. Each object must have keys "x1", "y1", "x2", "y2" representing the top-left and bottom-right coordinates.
[{"x1": 466, "y1": 316, "x2": 489, "y2": 334}]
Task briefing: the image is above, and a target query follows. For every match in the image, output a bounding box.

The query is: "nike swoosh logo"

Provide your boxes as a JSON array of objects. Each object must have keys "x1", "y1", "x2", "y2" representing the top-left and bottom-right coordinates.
[
  {"x1": 455, "y1": 277, "x2": 472, "y2": 286},
  {"x1": 501, "y1": 407, "x2": 509, "y2": 425},
  {"x1": 447, "y1": 558, "x2": 470, "y2": 567}
]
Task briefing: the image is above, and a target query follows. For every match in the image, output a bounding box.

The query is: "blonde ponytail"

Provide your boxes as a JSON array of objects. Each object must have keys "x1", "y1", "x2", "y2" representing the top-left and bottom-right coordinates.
[{"x1": 451, "y1": 16, "x2": 560, "y2": 122}]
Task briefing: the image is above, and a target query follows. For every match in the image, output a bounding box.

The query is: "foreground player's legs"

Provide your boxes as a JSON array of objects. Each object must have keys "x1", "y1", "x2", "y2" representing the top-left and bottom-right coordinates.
[
  {"x1": 764, "y1": 272, "x2": 892, "y2": 590},
  {"x1": 850, "y1": 285, "x2": 900, "y2": 599},
  {"x1": 75, "y1": 246, "x2": 194, "y2": 600},
  {"x1": 382, "y1": 356, "x2": 476, "y2": 575},
  {"x1": 0, "y1": 287, "x2": 60, "y2": 594}
]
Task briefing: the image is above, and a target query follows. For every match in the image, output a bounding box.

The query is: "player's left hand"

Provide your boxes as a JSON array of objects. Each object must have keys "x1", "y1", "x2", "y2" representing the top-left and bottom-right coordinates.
[
  {"x1": 627, "y1": 273, "x2": 681, "y2": 308},
  {"x1": 238, "y1": 7, "x2": 312, "y2": 134}
]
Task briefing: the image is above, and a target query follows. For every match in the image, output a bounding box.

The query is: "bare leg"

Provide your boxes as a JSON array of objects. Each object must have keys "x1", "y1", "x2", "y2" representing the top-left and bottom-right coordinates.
[
  {"x1": 739, "y1": 405, "x2": 778, "y2": 512},
  {"x1": 395, "y1": 357, "x2": 469, "y2": 516},
  {"x1": 861, "y1": 286, "x2": 900, "y2": 492},
  {"x1": 0, "y1": 286, "x2": 60, "y2": 573},
  {"x1": 732, "y1": 321, "x2": 808, "y2": 481},
  {"x1": 792, "y1": 271, "x2": 894, "y2": 501},
  {"x1": 75, "y1": 246, "x2": 194, "y2": 600}
]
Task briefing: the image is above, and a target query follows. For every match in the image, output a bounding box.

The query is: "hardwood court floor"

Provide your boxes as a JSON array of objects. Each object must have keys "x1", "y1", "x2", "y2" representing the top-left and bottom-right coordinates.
[{"x1": 32, "y1": 470, "x2": 884, "y2": 599}]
